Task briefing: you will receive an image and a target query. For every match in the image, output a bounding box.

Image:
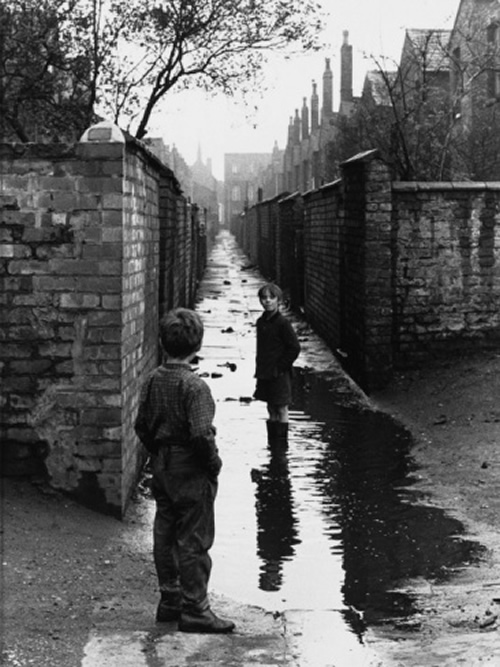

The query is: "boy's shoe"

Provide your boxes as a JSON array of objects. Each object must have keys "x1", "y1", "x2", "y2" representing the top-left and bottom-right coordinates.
[
  {"x1": 156, "y1": 592, "x2": 182, "y2": 622},
  {"x1": 178, "y1": 608, "x2": 235, "y2": 633}
]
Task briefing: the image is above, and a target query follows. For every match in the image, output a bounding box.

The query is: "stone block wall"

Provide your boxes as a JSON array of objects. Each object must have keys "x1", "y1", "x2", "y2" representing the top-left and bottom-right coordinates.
[
  {"x1": 392, "y1": 182, "x2": 500, "y2": 365},
  {"x1": 1, "y1": 124, "x2": 206, "y2": 515}
]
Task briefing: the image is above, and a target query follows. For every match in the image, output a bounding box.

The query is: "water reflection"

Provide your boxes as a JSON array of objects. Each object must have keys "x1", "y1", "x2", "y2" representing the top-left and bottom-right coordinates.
[
  {"x1": 251, "y1": 442, "x2": 300, "y2": 591},
  {"x1": 253, "y1": 368, "x2": 486, "y2": 626}
]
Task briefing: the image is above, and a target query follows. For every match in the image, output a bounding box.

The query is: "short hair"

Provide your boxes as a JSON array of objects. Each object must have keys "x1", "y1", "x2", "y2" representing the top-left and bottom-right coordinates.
[
  {"x1": 159, "y1": 308, "x2": 204, "y2": 357},
  {"x1": 257, "y1": 283, "x2": 283, "y2": 302}
]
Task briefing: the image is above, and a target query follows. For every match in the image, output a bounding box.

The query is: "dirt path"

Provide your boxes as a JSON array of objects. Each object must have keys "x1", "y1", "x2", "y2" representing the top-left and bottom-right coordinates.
[{"x1": 368, "y1": 350, "x2": 500, "y2": 664}]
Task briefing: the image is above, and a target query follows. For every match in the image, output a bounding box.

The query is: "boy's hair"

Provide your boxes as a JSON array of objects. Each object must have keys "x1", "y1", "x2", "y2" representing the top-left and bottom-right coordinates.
[
  {"x1": 159, "y1": 308, "x2": 204, "y2": 357},
  {"x1": 257, "y1": 283, "x2": 283, "y2": 302}
]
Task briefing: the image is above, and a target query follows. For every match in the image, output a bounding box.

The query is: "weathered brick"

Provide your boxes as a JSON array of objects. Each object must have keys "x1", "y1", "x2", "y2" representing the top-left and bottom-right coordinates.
[
  {"x1": 60, "y1": 293, "x2": 100, "y2": 309},
  {"x1": 102, "y1": 295, "x2": 121, "y2": 310},
  {"x1": 10, "y1": 359, "x2": 53, "y2": 374}
]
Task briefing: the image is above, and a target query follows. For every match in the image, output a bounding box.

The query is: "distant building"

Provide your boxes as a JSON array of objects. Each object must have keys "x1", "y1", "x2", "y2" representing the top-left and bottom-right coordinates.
[
  {"x1": 146, "y1": 138, "x2": 221, "y2": 227},
  {"x1": 398, "y1": 29, "x2": 451, "y2": 100},
  {"x1": 191, "y1": 145, "x2": 220, "y2": 224},
  {"x1": 448, "y1": 0, "x2": 500, "y2": 178},
  {"x1": 265, "y1": 31, "x2": 360, "y2": 195},
  {"x1": 224, "y1": 153, "x2": 273, "y2": 227}
]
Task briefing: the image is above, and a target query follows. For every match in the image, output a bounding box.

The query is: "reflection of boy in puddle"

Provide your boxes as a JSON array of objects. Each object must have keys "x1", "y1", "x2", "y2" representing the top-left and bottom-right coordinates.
[{"x1": 251, "y1": 445, "x2": 299, "y2": 591}]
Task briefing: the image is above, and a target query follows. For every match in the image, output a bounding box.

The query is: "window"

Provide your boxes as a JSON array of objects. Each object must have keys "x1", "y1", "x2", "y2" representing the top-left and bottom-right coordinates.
[
  {"x1": 452, "y1": 47, "x2": 462, "y2": 94},
  {"x1": 487, "y1": 23, "x2": 500, "y2": 98},
  {"x1": 232, "y1": 164, "x2": 239, "y2": 175},
  {"x1": 231, "y1": 186, "x2": 241, "y2": 202},
  {"x1": 487, "y1": 23, "x2": 500, "y2": 47}
]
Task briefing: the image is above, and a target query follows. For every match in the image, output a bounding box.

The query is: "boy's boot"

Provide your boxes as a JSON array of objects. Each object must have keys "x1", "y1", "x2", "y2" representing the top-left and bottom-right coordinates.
[
  {"x1": 274, "y1": 422, "x2": 289, "y2": 449},
  {"x1": 179, "y1": 605, "x2": 235, "y2": 634},
  {"x1": 156, "y1": 590, "x2": 182, "y2": 622},
  {"x1": 266, "y1": 420, "x2": 278, "y2": 445}
]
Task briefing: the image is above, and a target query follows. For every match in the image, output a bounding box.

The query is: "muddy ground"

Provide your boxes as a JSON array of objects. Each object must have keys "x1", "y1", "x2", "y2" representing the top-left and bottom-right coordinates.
[
  {"x1": 3, "y1": 348, "x2": 500, "y2": 666},
  {"x1": 369, "y1": 349, "x2": 500, "y2": 663}
]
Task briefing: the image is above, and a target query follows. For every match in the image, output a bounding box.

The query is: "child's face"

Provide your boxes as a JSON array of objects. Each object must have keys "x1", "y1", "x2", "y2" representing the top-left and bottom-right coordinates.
[{"x1": 259, "y1": 291, "x2": 279, "y2": 315}]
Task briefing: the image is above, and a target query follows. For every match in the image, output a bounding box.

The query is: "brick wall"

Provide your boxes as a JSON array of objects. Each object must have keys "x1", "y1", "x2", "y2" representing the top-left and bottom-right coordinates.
[
  {"x1": 121, "y1": 141, "x2": 161, "y2": 512},
  {"x1": 232, "y1": 205, "x2": 259, "y2": 266},
  {"x1": 257, "y1": 195, "x2": 280, "y2": 281},
  {"x1": 0, "y1": 123, "x2": 206, "y2": 515},
  {"x1": 276, "y1": 193, "x2": 304, "y2": 307},
  {"x1": 303, "y1": 181, "x2": 343, "y2": 351},
  {"x1": 341, "y1": 153, "x2": 393, "y2": 387},
  {"x1": 238, "y1": 150, "x2": 500, "y2": 390}
]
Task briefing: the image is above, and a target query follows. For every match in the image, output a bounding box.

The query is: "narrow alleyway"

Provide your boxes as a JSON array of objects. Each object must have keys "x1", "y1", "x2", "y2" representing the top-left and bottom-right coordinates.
[{"x1": 80, "y1": 231, "x2": 492, "y2": 667}]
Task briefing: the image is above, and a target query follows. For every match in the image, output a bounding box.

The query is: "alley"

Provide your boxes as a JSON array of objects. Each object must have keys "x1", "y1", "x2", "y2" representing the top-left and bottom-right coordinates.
[{"x1": 77, "y1": 232, "x2": 499, "y2": 666}]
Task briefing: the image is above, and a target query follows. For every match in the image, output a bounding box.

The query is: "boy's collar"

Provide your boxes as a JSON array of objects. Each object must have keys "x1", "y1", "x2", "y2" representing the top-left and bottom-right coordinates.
[{"x1": 161, "y1": 360, "x2": 192, "y2": 369}]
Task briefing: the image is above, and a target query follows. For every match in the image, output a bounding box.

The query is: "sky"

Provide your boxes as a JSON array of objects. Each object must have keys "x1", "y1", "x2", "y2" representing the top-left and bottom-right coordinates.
[{"x1": 148, "y1": 0, "x2": 460, "y2": 181}]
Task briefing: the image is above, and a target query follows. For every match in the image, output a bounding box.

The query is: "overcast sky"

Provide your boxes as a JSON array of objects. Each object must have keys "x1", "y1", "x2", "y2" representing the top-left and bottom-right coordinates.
[{"x1": 148, "y1": 0, "x2": 460, "y2": 180}]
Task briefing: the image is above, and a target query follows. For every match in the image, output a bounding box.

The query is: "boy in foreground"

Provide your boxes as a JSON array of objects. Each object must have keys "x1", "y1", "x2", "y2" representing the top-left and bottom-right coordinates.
[{"x1": 135, "y1": 308, "x2": 235, "y2": 634}]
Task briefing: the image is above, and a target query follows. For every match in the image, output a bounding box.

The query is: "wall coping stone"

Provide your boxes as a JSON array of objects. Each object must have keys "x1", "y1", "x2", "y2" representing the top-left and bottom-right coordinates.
[
  {"x1": 279, "y1": 191, "x2": 303, "y2": 204},
  {"x1": 393, "y1": 181, "x2": 500, "y2": 192},
  {"x1": 340, "y1": 148, "x2": 380, "y2": 166},
  {"x1": 80, "y1": 121, "x2": 125, "y2": 144},
  {"x1": 303, "y1": 178, "x2": 342, "y2": 200}
]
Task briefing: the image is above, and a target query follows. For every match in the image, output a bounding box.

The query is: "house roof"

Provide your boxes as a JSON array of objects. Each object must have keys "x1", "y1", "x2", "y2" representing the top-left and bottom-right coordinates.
[
  {"x1": 404, "y1": 29, "x2": 452, "y2": 70},
  {"x1": 362, "y1": 70, "x2": 397, "y2": 106}
]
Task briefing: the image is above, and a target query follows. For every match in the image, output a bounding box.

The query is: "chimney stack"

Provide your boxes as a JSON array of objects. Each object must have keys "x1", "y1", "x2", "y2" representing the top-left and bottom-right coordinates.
[
  {"x1": 322, "y1": 58, "x2": 333, "y2": 120},
  {"x1": 293, "y1": 109, "x2": 301, "y2": 144},
  {"x1": 341, "y1": 30, "x2": 353, "y2": 104},
  {"x1": 301, "y1": 97, "x2": 309, "y2": 140},
  {"x1": 311, "y1": 81, "x2": 319, "y2": 132}
]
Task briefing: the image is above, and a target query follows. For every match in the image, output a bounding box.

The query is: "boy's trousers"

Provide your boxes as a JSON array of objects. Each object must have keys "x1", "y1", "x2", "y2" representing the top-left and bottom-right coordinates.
[{"x1": 151, "y1": 447, "x2": 218, "y2": 612}]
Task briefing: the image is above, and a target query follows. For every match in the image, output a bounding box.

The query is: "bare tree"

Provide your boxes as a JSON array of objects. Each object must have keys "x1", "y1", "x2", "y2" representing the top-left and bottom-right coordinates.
[
  {"x1": 102, "y1": 0, "x2": 324, "y2": 139},
  {"x1": 447, "y1": 20, "x2": 500, "y2": 179},
  {"x1": 327, "y1": 23, "x2": 500, "y2": 182},
  {"x1": 353, "y1": 30, "x2": 454, "y2": 180},
  {"x1": 0, "y1": 0, "x2": 127, "y2": 142},
  {"x1": 1, "y1": 0, "x2": 324, "y2": 142}
]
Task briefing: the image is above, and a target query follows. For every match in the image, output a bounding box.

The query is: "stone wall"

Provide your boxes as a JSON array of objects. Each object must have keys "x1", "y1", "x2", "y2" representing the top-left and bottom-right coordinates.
[
  {"x1": 0, "y1": 124, "x2": 207, "y2": 515},
  {"x1": 237, "y1": 151, "x2": 500, "y2": 389},
  {"x1": 392, "y1": 182, "x2": 500, "y2": 366}
]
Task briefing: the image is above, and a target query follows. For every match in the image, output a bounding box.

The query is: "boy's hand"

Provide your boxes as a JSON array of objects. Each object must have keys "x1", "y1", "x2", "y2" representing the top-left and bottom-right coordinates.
[
  {"x1": 191, "y1": 434, "x2": 222, "y2": 479},
  {"x1": 206, "y1": 452, "x2": 223, "y2": 480}
]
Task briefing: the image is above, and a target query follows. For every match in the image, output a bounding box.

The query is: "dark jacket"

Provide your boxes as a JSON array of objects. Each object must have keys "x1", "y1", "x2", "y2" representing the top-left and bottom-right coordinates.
[
  {"x1": 255, "y1": 311, "x2": 300, "y2": 380},
  {"x1": 134, "y1": 362, "x2": 221, "y2": 477}
]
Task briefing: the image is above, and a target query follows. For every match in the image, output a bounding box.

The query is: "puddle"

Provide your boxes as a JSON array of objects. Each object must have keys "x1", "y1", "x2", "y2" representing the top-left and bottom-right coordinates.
[{"x1": 209, "y1": 365, "x2": 485, "y2": 635}]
